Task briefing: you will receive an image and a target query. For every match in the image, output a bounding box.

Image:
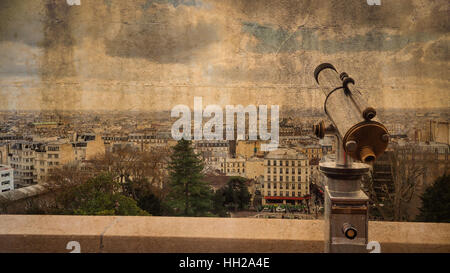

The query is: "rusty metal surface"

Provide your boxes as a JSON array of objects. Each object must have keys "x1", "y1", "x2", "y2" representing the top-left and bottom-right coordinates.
[
  {"x1": 343, "y1": 121, "x2": 389, "y2": 162},
  {"x1": 314, "y1": 63, "x2": 389, "y2": 163}
]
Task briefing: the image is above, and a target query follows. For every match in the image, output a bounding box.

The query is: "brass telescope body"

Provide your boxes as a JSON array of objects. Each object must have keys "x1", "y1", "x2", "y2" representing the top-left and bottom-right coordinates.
[{"x1": 313, "y1": 63, "x2": 389, "y2": 163}]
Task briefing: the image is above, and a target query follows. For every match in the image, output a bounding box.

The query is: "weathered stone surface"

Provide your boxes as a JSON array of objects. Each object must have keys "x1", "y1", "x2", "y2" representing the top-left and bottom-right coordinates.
[
  {"x1": 0, "y1": 215, "x2": 449, "y2": 253},
  {"x1": 0, "y1": 0, "x2": 448, "y2": 111}
]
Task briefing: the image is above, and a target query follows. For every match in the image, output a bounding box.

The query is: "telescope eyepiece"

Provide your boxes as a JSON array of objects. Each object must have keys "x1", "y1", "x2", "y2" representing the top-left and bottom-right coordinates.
[
  {"x1": 360, "y1": 146, "x2": 376, "y2": 163},
  {"x1": 342, "y1": 223, "x2": 357, "y2": 240}
]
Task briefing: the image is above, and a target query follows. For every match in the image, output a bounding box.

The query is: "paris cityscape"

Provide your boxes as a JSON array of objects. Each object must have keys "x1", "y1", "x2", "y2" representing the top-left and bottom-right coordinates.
[
  {"x1": 0, "y1": 0, "x2": 448, "y2": 257},
  {"x1": 1, "y1": 107, "x2": 448, "y2": 222}
]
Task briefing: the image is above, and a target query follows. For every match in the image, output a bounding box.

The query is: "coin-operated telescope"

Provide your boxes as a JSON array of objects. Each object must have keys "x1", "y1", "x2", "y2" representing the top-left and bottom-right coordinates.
[{"x1": 313, "y1": 63, "x2": 389, "y2": 253}]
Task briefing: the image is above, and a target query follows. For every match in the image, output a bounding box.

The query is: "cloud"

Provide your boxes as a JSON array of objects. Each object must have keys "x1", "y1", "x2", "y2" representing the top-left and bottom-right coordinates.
[
  {"x1": 386, "y1": 38, "x2": 450, "y2": 80},
  {"x1": 424, "y1": 39, "x2": 450, "y2": 62},
  {"x1": 141, "y1": 0, "x2": 203, "y2": 9},
  {"x1": 104, "y1": 2, "x2": 220, "y2": 64},
  {"x1": 242, "y1": 22, "x2": 442, "y2": 54},
  {"x1": 0, "y1": 0, "x2": 44, "y2": 47}
]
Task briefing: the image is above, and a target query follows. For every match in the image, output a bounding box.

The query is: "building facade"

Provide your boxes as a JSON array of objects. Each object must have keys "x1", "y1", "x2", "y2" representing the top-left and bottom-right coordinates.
[
  {"x1": 9, "y1": 142, "x2": 36, "y2": 187},
  {"x1": 0, "y1": 165, "x2": 14, "y2": 192},
  {"x1": 262, "y1": 148, "x2": 310, "y2": 205},
  {"x1": 221, "y1": 157, "x2": 246, "y2": 177}
]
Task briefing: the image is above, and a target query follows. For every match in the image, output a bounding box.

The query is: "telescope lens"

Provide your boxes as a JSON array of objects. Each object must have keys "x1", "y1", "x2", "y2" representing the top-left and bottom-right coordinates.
[
  {"x1": 342, "y1": 223, "x2": 357, "y2": 240},
  {"x1": 364, "y1": 155, "x2": 375, "y2": 162},
  {"x1": 360, "y1": 146, "x2": 376, "y2": 163}
]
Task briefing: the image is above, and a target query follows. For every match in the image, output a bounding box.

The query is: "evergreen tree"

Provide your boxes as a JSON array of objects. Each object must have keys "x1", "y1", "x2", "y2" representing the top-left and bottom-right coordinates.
[
  {"x1": 417, "y1": 174, "x2": 450, "y2": 223},
  {"x1": 212, "y1": 188, "x2": 227, "y2": 217},
  {"x1": 222, "y1": 177, "x2": 251, "y2": 212},
  {"x1": 167, "y1": 139, "x2": 212, "y2": 216}
]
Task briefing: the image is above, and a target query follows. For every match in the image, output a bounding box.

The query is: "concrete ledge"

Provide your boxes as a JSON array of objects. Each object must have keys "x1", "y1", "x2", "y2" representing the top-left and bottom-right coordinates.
[{"x1": 0, "y1": 215, "x2": 449, "y2": 253}]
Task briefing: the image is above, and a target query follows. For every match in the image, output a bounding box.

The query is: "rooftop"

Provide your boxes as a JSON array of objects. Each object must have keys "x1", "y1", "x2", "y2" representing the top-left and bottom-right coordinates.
[
  {"x1": 266, "y1": 148, "x2": 307, "y2": 160},
  {"x1": 0, "y1": 184, "x2": 47, "y2": 203}
]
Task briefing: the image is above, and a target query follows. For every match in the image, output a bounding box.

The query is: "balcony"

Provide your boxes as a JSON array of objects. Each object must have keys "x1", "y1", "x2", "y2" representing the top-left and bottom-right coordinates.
[{"x1": 0, "y1": 215, "x2": 449, "y2": 253}]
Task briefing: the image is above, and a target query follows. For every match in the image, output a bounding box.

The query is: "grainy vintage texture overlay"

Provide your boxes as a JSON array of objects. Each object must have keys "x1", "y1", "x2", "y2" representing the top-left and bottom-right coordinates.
[
  {"x1": 0, "y1": 0, "x2": 448, "y2": 111},
  {"x1": 0, "y1": 1, "x2": 449, "y2": 255}
]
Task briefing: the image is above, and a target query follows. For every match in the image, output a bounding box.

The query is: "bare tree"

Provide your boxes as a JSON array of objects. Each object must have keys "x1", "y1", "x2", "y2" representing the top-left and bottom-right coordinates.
[
  {"x1": 363, "y1": 145, "x2": 425, "y2": 221},
  {"x1": 87, "y1": 145, "x2": 171, "y2": 200},
  {"x1": 44, "y1": 162, "x2": 94, "y2": 212}
]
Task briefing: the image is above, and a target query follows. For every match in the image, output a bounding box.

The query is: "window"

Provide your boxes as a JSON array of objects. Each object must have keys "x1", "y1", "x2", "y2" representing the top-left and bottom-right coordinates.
[
  {"x1": 2, "y1": 189, "x2": 10, "y2": 192},
  {"x1": 1, "y1": 181, "x2": 10, "y2": 185},
  {"x1": 280, "y1": 176, "x2": 283, "y2": 182}
]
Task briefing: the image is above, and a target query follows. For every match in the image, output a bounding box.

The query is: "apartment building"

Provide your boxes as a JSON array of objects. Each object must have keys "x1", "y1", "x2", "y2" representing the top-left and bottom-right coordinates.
[
  {"x1": 262, "y1": 148, "x2": 310, "y2": 205},
  {"x1": 235, "y1": 140, "x2": 266, "y2": 158},
  {"x1": 9, "y1": 142, "x2": 36, "y2": 186},
  {"x1": 34, "y1": 140, "x2": 76, "y2": 182},
  {"x1": 0, "y1": 143, "x2": 8, "y2": 165},
  {"x1": 245, "y1": 157, "x2": 265, "y2": 180},
  {"x1": 73, "y1": 133, "x2": 105, "y2": 161},
  {"x1": 220, "y1": 157, "x2": 246, "y2": 177},
  {"x1": 194, "y1": 140, "x2": 229, "y2": 171},
  {"x1": 297, "y1": 144, "x2": 323, "y2": 160},
  {"x1": 0, "y1": 165, "x2": 14, "y2": 192}
]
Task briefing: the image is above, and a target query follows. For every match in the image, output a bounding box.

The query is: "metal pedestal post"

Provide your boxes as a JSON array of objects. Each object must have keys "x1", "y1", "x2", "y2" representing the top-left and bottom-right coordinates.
[{"x1": 321, "y1": 137, "x2": 370, "y2": 253}]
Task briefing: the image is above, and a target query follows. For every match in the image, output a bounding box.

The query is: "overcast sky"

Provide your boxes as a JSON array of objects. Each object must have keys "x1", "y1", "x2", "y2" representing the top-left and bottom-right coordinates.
[{"x1": 0, "y1": 0, "x2": 448, "y2": 111}]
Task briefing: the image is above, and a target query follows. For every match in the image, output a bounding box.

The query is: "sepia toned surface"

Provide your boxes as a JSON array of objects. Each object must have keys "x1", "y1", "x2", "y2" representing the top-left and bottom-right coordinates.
[
  {"x1": 0, "y1": 215, "x2": 449, "y2": 253},
  {"x1": 0, "y1": 0, "x2": 448, "y2": 111},
  {"x1": 0, "y1": 1, "x2": 449, "y2": 255}
]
